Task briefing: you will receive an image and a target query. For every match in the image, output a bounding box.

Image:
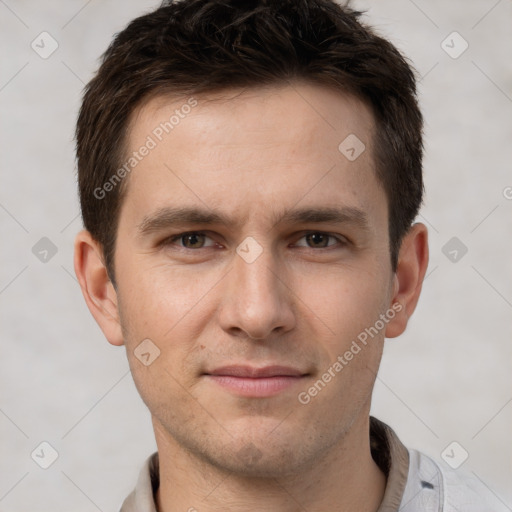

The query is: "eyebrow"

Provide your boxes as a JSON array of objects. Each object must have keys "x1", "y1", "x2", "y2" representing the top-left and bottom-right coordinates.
[
  {"x1": 137, "y1": 207, "x2": 231, "y2": 237},
  {"x1": 275, "y1": 206, "x2": 370, "y2": 232},
  {"x1": 136, "y1": 205, "x2": 370, "y2": 237}
]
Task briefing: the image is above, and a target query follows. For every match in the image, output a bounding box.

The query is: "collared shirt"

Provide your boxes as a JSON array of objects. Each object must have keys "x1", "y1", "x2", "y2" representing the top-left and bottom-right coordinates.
[{"x1": 120, "y1": 417, "x2": 504, "y2": 511}]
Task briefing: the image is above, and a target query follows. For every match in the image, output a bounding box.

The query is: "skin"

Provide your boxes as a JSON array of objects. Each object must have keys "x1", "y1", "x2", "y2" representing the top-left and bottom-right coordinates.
[{"x1": 75, "y1": 82, "x2": 428, "y2": 512}]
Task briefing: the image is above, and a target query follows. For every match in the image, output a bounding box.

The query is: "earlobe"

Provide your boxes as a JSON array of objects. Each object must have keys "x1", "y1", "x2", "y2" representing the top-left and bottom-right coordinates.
[
  {"x1": 385, "y1": 223, "x2": 429, "y2": 339},
  {"x1": 74, "y1": 230, "x2": 124, "y2": 346}
]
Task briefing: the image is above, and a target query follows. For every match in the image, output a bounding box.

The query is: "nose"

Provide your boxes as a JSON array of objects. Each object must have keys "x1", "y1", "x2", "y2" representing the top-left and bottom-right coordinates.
[{"x1": 217, "y1": 243, "x2": 296, "y2": 340}]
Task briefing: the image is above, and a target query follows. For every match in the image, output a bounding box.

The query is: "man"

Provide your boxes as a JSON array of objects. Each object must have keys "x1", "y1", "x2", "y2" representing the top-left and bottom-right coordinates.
[{"x1": 73, "y1": 0, "x2": 499, "y2": 510}]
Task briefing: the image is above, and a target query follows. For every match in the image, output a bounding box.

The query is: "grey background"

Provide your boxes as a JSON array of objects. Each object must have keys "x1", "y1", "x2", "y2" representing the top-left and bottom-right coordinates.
[{"x1": 1, "y1": 0, "x2": 511, "y2": 510}]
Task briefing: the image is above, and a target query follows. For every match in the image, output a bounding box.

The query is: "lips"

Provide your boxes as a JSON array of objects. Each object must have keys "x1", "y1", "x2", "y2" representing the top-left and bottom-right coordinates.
[
  {"x1": 206, "y1": 365, "x2": 305, "y2": 378},
  {"x1": 204, "y1": 365, "x2": 308, "y2": 398}
]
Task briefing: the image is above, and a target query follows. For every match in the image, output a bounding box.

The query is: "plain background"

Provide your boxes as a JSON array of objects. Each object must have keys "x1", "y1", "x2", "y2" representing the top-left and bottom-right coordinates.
[{"x1": 1, "y1": 0, "x2": 511, "y2": 510}]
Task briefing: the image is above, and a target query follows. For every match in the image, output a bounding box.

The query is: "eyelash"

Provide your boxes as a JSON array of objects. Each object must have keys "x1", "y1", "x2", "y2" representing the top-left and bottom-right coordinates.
[
  {"x1": 165, "y1": 232, "x2": 217, "y2": 249},
  {"x1": 163, "y1": 231, "x2": 348, "y2": 250}
]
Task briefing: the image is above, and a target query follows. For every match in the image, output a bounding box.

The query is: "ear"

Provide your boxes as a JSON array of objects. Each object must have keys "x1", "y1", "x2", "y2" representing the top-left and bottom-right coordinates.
[
  {"x1": 74, "y1": 230, "x2": 124, "y2": 346},
  {"x1": 385, "y1": 223, "x2": 429, "y2": 339}
]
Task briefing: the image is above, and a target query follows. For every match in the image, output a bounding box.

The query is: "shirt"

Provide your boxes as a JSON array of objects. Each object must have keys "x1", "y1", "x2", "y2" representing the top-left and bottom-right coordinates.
[{"x1": 120, "y1": 416, "x2": 506, "y2": 511}]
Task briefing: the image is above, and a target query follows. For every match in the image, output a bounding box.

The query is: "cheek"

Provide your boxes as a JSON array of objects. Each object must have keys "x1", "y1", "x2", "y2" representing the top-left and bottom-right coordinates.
[
  {"x1": 117, "y1": 258, "x2": 220, "y2": 343},
  {"x1": 296, "y1": 262, "x2": 390, "y2": 351},
  {"x1": 297, "y1": 270, "x2": 387, "y2": 415},
  {"x1": 116, "y1": 258, "x2": 222, "y2": 397},
  {"x1": 117, "y1": 267, "x2": 207, "y2": 413}
]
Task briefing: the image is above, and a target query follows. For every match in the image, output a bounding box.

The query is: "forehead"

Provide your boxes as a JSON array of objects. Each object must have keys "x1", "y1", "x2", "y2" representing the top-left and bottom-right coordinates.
[
  {"x1": 130, "y1": 82, "x2": 375, "y2": 154},
  {"x1": 121, "y1": 82, "x2": 384, "y2": 229}
]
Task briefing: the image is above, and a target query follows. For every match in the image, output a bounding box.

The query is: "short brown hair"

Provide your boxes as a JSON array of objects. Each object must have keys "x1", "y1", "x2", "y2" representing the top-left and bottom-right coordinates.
[{"x1": 76, "y1": 0, "x2": 423, "y2": 284}]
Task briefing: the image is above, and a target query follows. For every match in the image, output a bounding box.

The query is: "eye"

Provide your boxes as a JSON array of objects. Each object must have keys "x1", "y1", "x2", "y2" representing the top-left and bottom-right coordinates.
[
  {"x1": 294, "y1": 232, "x2": 345, "y2": 248},
  {"x1": 166, "y1": 232, "x2": 216, "y2": 249}
]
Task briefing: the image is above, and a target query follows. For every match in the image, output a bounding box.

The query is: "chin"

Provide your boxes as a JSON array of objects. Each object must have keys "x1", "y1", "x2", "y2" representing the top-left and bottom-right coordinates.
[
  {"x1": 209, "y1": 445, "x2": 306, "y2": 479},
  {"x1": 196, "y1": 430, "x2": 321, "y2": 479}
]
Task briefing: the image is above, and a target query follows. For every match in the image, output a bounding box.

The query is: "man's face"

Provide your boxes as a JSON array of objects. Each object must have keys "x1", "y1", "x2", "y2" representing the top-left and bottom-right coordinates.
[{"x1": 114, "y1": 83, "x2": 395, "y2": 476}]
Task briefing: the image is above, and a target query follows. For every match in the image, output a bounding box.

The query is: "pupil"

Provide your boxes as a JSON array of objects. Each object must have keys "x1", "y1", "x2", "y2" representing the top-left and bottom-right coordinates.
[
  {"x1": 308, "y1": 233, "x2": 327, "y2": 247},
  {"x1": 185, "y1": 234, "x2": 203, "y2": 247}
]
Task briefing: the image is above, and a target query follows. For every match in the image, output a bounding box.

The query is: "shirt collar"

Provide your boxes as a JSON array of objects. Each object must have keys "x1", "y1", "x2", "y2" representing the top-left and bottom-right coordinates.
[{"x1": 370, "y1": 416, "x2": 410, "y2": 511}]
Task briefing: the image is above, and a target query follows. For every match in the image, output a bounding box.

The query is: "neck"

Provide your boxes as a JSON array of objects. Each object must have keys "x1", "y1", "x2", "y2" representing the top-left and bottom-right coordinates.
[{"x1": 154, "y1": 413, "x2": 386, "y2": 512}]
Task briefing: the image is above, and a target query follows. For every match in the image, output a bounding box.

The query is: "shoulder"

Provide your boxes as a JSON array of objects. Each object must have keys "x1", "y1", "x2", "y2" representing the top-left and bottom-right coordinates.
[{"x1": 400, "y1": 449, "x2": 508, "y2": 512}]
